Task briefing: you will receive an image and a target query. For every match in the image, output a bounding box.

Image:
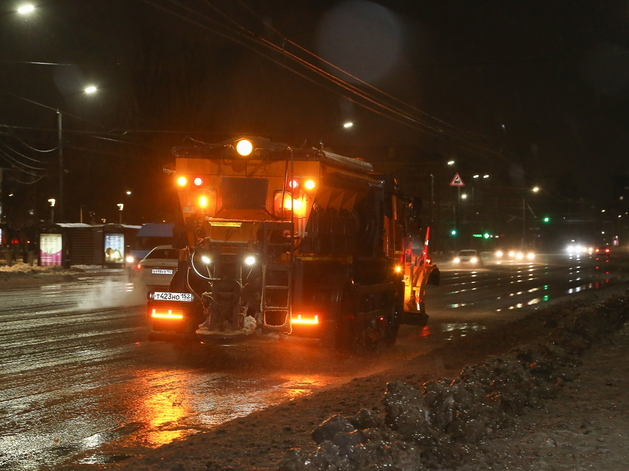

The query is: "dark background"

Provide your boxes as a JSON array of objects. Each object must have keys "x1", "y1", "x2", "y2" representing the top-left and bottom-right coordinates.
[{"x1": 1, "y1": 0, "x2": 628, "y2": 250}]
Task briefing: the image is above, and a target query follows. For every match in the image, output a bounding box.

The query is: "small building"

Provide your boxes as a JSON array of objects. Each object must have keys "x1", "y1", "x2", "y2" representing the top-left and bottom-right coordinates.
[{"x1": 38, "y1": 223, "x2": 141, "y2": 267}]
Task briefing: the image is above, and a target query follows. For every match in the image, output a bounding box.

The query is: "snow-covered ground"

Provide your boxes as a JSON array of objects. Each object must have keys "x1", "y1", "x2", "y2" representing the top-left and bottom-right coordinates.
[{"x1": 0, "y1": 261, "x2": 117, "y2": 277}]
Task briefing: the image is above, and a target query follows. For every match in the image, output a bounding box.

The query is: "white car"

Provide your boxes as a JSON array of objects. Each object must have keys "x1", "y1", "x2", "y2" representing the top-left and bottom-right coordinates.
[
  {"x1": 133, "y1": 245, "x2": 179, "y2": 291},
  {"x1": 453, "y1": 249, "x2": 483, "y2": 266}
]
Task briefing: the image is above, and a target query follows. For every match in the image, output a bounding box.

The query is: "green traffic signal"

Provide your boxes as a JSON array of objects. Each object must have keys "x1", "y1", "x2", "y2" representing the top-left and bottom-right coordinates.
[
  {"x1": 451, "y1": 229, "x2": 457, "y2": 236},
  {"x1": 543, "y1": 216, "x2": 550, "y2": 223}
]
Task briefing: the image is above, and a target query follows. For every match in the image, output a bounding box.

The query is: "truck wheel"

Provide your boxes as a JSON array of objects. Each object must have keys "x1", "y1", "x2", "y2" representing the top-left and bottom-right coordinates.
[
  {"x1": 383, "y1": 307, "x2": 401, "y2": 345},
  {"x1": 335, "y1": 286, "x2": 358, "y2": 351}
]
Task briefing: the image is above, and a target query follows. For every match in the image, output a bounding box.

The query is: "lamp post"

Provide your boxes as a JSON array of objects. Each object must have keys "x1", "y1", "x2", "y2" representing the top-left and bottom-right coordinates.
[
  {"x1": 57, "y1": 110, "x2": 64, "y2": 222},
  {"x1": 4, "y1": 87, "x2": 98, "y2": 222},
  {"x1": 117, "y1": 204, "x2": 124, "y2": 224},
  {"x1": 522, "y1": 186, "x2": 540, "y2": 249},
  {"x1": 117, "y1": 191, "x2": 132, "y2": 224},
  {"x1": 48, "y1": 198, "x2": 56, "y2": 224},
  {"x1": 318, "y1": 121, "x2": 354, "y2": 150},
  {"x1": 57, "y1": 85, "x2": 97, "y2": 222}
]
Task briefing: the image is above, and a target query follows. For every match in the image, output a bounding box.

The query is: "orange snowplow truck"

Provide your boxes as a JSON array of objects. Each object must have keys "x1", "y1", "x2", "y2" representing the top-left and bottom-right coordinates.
[{"x1": 148, "y1": 137, "x2": 439, "y2": 350}]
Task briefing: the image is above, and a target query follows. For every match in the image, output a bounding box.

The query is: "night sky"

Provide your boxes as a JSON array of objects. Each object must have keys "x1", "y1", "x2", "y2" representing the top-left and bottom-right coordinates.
[{"x1": 0, "y1": 0, "x2": 628, "y2": 232}]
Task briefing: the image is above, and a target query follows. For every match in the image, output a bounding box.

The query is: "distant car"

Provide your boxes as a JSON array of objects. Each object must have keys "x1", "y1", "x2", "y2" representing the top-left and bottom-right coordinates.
[
  {"x1": 566, "y1": 243, "x2": 594, "y2": 255},
  {"x1": 125, "y1": 222, "x2": 175, "y2": 267},
  {"x1": 133, "y1": 245, "x2": 179, "y2": 291},
  {"x1": 454, "y1": 249, "x2": 483, "y2": 266},
  {"x1": 495, "y1": 249, "x2": 535, "y2": 262},
  {"x1": 594, "y1": 246, "x2": 611, "y2": 264}
]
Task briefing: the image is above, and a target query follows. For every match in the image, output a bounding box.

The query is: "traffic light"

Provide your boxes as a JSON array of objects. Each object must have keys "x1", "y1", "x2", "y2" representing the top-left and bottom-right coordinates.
[
  {"x1": 483, "y1": 232, "x2": 491, "y2": 239},
  {"x1": 450, "y1": 229, "x2": 457, "y2": 236},
  {"x1": 543, "y1": 216, "x2": 550, "y2": 223}
]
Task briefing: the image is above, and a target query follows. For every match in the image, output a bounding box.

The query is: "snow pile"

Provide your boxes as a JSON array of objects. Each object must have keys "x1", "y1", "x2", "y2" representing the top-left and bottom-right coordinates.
[
  {"x1": 0, "y1": 261, "x2": 67, "y2": 274},
  {"x1": 279, "y1": 293, "x2": 629, "y2": 471}
]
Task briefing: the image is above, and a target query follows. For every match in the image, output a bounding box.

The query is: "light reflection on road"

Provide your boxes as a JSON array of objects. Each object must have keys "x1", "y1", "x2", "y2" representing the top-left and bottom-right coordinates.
[
  {"x1": 439, "y1": 254, "x2": 621, "y2": 313},
  {"x1": 135, "y1": 370, "x2": 193, "y2": 446}
]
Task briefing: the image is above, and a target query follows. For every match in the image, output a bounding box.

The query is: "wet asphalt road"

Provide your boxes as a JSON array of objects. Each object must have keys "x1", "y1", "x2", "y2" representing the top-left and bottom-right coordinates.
[{"x1": 0, "y1": 252, "x2": 626, "y2": 470}]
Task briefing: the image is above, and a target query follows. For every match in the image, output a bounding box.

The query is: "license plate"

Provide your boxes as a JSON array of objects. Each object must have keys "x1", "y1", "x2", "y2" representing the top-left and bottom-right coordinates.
[
  {"x1": 152, "y1": 292, "x2": 193, "y2": 302},
  {"x1": 151, "y1": 268, "x2": 174, "y2": 275}
]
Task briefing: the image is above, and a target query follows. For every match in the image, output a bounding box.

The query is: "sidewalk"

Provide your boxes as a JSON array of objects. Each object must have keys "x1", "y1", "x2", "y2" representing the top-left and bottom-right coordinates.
[{"x1": 457, "y1": 321, "x2": 629, "y2": 470}]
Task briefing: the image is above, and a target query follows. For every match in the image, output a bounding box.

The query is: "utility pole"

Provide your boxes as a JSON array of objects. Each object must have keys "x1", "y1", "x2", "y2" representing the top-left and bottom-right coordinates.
[
  {"x1": 57, "y1": 110, "x2": 63, "y2": 222},
  {"x1": 522, "y1": 198, "x2": 526, "y2": 249}
]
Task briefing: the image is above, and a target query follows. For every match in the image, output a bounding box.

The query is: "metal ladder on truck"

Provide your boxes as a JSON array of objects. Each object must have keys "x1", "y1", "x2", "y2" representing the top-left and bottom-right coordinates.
[{"x1": 261, "y1": 221, "x2": 294, "y2": 331}]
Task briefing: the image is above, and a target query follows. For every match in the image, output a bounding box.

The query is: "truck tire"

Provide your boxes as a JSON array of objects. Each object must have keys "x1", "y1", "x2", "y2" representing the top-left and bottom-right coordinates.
[
  {"x1": 383, "y1": 303, "x2": 401, "y2": 345},
  {"x1": 335, "y1": 285, "x2": 359, "y2": 351}
]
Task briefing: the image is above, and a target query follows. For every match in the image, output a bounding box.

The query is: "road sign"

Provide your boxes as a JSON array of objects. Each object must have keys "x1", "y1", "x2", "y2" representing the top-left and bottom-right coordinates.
[{"x1": 450, "y1": 173, "x2": 465, "y2": 187}]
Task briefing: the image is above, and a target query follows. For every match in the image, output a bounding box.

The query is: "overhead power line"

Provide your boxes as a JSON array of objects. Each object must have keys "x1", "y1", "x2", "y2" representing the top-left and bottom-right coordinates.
[
  {"x1": 0, "y1": 143, "x2": 47, "y2": 165},
  {"x1": 140, "y1": 0, "x2": 505, "y2": 160}
]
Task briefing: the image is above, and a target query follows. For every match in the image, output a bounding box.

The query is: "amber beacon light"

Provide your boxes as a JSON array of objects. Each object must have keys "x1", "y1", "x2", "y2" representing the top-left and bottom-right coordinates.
[{"x1": 236, "y1": 139, "x2": 253, "y2": 156}]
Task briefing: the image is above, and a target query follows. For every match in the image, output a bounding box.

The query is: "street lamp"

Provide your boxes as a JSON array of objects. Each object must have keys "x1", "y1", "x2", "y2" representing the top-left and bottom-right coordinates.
[{"x1": 17, "y1": 4, "x2": 35, "y2": 14}]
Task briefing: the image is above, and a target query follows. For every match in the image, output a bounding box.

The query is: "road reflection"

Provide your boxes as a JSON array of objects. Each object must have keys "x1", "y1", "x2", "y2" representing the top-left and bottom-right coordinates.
[
  {"x1": 135, "y1": 370, "x2": 192, "y2": 446},
  {"x1": 441, "y1": 255, "x2": 622, "y2": 313}
]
